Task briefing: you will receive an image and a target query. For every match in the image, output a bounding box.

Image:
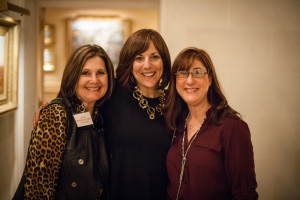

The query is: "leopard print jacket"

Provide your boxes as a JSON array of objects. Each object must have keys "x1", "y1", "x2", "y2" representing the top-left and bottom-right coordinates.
[{"x1": 23, "y1": 102, "x2": 89, "y2": 199}]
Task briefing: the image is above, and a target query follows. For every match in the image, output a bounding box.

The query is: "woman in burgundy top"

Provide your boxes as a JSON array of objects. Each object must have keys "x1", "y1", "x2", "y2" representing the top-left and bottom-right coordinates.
[{"x1": 165, "y1": 47, "x2": 258, "y2": 200}]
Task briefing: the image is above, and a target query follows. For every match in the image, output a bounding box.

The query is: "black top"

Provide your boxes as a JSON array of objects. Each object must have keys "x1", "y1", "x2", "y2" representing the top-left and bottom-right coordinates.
[{"x1": 103, "y1": 82, "x2": 172, "y2": 200}]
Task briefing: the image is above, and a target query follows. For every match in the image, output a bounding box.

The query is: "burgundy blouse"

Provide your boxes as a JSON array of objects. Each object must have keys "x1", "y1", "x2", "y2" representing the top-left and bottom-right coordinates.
[{"x1": 167, "y1": 109, "x2": 258, "y2": 200}]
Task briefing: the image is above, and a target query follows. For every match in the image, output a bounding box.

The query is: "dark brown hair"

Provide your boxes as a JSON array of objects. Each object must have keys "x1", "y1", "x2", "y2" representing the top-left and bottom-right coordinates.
[
  {"x1": 57, "y1": 44, "x2": 115, "y2": 106},
  {"x1": 116, "y1": 29, "x2": 171, "y2": 92},
  {"x1": 165, "y1": 47, "x2": 240, "y2": 131}
]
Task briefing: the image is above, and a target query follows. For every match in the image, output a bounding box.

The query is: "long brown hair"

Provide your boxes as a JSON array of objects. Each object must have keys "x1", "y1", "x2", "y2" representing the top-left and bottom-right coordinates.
[
  {"x1": 57, "y1": 44, "x2": 115, "y2": 107},
  {"x1": 165, "y1": 47, "x2": 240, "y2": 131},
  {"x1": 116, "y1": 29, "x2": 171, "y2": 92}
]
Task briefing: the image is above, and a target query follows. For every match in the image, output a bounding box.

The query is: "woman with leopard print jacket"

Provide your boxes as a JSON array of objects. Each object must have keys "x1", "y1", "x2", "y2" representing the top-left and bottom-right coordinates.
[{"x1": 13, "y1": 44, "x2": 115, "y2": 200}]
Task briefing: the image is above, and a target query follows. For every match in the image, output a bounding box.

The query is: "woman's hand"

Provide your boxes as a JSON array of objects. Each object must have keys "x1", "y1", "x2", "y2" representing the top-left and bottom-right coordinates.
[{"x1": 33, "y1": 102, "x2": 49, "y2": 128}]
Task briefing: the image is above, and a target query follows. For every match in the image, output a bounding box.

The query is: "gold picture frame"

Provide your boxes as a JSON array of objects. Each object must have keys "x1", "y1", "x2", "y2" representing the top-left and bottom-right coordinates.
[{"x1": 0, "y1": 14, "x2": 19, "y2": 115}]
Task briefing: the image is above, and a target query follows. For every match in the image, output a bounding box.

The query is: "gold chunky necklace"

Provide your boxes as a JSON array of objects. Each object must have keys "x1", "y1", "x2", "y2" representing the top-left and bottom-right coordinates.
[{"x1": 133, "y1": 86, "x2": 165, "y2": 120}]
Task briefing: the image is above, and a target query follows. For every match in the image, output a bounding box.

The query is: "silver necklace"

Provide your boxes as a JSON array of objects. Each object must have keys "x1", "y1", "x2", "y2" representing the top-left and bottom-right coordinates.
[{"x1": 175, "y1": 113, "x2": 206, "y2": 200}]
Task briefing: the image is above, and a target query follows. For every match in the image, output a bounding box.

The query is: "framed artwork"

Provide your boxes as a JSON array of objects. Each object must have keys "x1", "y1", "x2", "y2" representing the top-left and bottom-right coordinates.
[
  {"x1": 44, "y1": 24, "x2": 55, "y2": 45},
  {"x1": 43, "y1": 24, "x2": 56, "y2": 71},
  {"x1": 43, "y1": 46, "x2": 55, "y2": 71},
  {"x1": 67, "y1": 16, "x2": 131, "y2": 68},
  {"x1": 0, "y1": 14, "x2": 19, "y2": 115}
]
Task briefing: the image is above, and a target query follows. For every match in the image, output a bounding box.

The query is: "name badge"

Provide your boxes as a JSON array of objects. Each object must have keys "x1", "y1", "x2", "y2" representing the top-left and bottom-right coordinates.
[{"x1": 73, "y1": 112, "x2": 93, "y2": 127}]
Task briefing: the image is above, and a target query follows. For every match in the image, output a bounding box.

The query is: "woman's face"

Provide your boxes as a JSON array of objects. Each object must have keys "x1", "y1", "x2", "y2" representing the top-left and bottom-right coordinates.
[
  {"x1": 176, "y1": 59, "x2": 211, "y2": 108},
  {"x1": 132, "y1": 41, "x2": 163, "y2": 96},
  {"x1": 76, "y1": 56, "x2": 108, "y2": 108}
]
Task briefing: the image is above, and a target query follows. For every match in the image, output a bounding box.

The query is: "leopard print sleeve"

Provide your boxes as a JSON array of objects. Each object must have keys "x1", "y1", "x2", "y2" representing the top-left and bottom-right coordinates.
[{"x1": 24, "y1": 104, "x2": 67, "y2": 199}]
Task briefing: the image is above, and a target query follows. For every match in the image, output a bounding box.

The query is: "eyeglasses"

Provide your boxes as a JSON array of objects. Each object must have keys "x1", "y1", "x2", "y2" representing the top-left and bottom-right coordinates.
[{"x1": 175, "y1": 70, "x2": 208, "y2": 79}]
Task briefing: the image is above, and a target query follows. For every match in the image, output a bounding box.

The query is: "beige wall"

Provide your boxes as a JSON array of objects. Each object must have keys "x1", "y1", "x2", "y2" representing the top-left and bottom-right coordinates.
[
  {"x1": 44, "y1": 8, "x2": 158, "y2": 102},
  {"x1": 160, "y1": 0, "x2": 300, "y2": 199}
]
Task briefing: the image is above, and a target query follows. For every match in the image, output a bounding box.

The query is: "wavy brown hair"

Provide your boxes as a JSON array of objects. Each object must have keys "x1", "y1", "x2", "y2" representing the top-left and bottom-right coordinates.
[
  {"x1": 165, "y1": 47, "x2": 240, "y2": 131},
  {"x1": 116, "y1": 29, "x2": 171, "y2": 92},
  {"x1": 57, "y1": 44, "x2": 115, "y2": 107}
]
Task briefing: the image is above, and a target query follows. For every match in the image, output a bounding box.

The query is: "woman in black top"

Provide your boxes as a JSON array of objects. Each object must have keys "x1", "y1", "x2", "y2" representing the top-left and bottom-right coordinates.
[{"x1": 103, "y1": 29, "x2": 172, "y2": 200}]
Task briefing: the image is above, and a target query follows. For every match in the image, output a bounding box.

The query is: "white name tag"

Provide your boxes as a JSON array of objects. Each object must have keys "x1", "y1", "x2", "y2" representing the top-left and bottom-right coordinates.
[{"x1": 73, "y1": 112, "x2": 93, "y2": 127}]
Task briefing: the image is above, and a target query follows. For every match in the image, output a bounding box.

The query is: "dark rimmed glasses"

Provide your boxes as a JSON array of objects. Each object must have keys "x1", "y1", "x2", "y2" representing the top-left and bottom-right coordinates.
[{"x1": 175, "y1": 70, "x2": 208, "y2": 79}]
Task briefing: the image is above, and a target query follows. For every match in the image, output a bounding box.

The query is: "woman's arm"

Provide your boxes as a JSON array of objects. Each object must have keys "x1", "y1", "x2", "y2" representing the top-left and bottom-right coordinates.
[
  {"x1": 24, "y1": 104, "x2": 67, "y2": 199},
  {"x1": 33, "y1": 102, "x2": 49, "y2": 128},
  {"x1": 222, "y1": 119, "x2": 258, "y2": 200}
]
